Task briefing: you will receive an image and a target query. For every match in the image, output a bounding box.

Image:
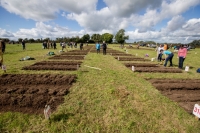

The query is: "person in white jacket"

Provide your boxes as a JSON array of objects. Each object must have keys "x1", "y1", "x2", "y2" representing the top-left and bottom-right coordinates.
[{"x1": 157, "y1": 44, "x2": 164, "y2": 61}]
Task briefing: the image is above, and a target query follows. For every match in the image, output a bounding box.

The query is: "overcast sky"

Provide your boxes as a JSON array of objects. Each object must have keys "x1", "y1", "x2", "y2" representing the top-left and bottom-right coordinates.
[{"x1": 0, "y1": 0, "x2": 200, "y2": 43}]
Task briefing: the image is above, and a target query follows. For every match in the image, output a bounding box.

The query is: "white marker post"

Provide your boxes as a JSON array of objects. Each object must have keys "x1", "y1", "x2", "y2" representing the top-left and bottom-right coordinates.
[
  {"x1": 132, "y1": 66, "x2": 135, "y2": 72},
  {"x1": 77, "y1": 64, "x2": 79, "y2": 70},
  {"x1": 193, "y1": 104, "x2": 200, "y2": 120},
  {"x1": 185, "y1": 66, "x2": 189, "y2": 72},
  {"x1": 2, "y1": 64, "x2": 6, "y2": 72},
  {"x1": 44, "y1": 105, "x2": 51, "y2": 120}
]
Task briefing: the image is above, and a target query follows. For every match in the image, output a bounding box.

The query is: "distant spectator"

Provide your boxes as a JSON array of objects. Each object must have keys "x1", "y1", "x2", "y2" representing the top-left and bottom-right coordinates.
[
  {"x1": 137, "y1": 43, "x2": 140, "y2": 49},
  {"x1": 1, "y1": 40, "x2": 6, "y2": 53},
  {"x1": 80, "y1": 43, "x2": 83, "y2": 50},
  {"x1": 157, "y1": 44, "x2": 163, "y2": 62},
  {"x1": 178, "y1": 44, "x2": 187, "y2": 69},
  {"x1": 62, "y1": 42, "x2": 66, "y2": 51},
  {"x1": 53, "y1": 41, "x2": 57, "y2": 49},
  {"x1": 0, "y1": 40, "x2": 3, "y2": 66},
  {"x1": 96, "y1": 42, "x2": 100, "y2": 54},
  {"x1": 102, "y1": 41, "x2": 107, "y2": 55},
  {"x1": 43, "y1": 41, "x2": 47, "y2": 49},
  {"x1": 22, "y1": 40, "x2": 26, "y2": 50}
]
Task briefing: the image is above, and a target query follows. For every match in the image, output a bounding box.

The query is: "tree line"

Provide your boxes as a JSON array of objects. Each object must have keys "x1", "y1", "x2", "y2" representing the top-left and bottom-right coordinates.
[
  {"x1": 0, "y1": 29, "x2": 129, "y2": 44},
  {"x1": 1, "y1": 29, "x2": 200, "y2": 46}
]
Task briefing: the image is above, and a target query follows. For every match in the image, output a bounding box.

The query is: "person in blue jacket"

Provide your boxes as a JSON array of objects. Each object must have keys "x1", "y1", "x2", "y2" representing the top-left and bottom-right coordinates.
[
  {"x1": 96, "y1": 42, "x2": 100, "y2": 54},
  {"x1": 160, "y1": 49, "x2": 174, "y2": 67}
]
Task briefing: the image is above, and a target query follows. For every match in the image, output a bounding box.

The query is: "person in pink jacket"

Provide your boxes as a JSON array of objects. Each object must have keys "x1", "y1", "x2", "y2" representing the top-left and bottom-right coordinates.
[{"x1": 178, "y1": 44, "x2": 187, "y2": 69}]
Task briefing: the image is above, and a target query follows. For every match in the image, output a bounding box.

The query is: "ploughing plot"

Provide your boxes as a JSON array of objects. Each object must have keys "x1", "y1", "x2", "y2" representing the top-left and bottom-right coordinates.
[
  {"x1": 0, "y1": 74, "x2": 76, "y2": 114},
  {"x1": 22, "y1": 46, "x2": 93, "y2": 71},
  {"x1": 147, "y1": 78, "x2": 200, "y2": 113},
  {"x1": 107, "y1": 49, "x2": 182, "y2": 73},
  {"x1": 22, "y1": 61, "x2": 82, "y2": 71},
  {"x1": 49, "y1": 55, "x2": 85, "y2": 60}
]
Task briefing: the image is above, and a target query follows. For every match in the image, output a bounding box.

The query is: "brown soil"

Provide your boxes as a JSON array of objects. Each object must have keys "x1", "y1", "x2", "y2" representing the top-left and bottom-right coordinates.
[
  {"x1": 22, "y1": 65, "x2": 79, "y2": 71},
  {"x1": 90, "y1": 49, "x2": 125, "y2": 54},
  {"x1": 33, "y1": 61, "x2": 82, "y2": 65},
  {"x1": 126, "y1": 47, "x2": 155, "y2": 51},
  {"x1": 0, "y1": 74, "x2": 76, "y2": 115},
  {"x1": 49, "y1": 55, "x2": 85, "y2": 60},
  {"x1": 114, "y1": 57, "x2": 150, "y2": 61},
  {"x1": 129, "y1": 67, "x2": 182, "y2": 73},
  {"x1": 124, "y1": 63, "x2": 159, "y2": 67},
  {"x1": 109, "y1": 53, "x2": 133, "y2": 56},
  {"x1": 61, "y1": 52, "x2": 87, "y2": 55},
  {"x1": 147, "y1": 78, "x2": 200, "y2": 113}
]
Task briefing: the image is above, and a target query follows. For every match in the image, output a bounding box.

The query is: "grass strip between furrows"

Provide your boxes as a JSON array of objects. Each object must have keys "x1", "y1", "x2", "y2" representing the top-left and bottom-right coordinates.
[{"x1": 0, "y1": 43, "x2": 200, "y2": 132}]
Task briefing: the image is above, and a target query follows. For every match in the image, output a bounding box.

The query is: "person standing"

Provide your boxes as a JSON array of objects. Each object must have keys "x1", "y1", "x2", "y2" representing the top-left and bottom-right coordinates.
[
  {"x1": 22, "y1": 40, "x2": 26, "y2": 50},
  {"x1": 53, "y1": 41, "x2": 57, "y2": 49},
  {"x1": 160, "y1": 49, "x2": 174, "y2": 67},
  {"x1": 102, "y1": 41, "x2": 107, "y2": 55},
  {"x1": 96, "y1": 42, "x2": 100, "y2": 54},
  {"x1": 62, "y1": 42, "x2": 66, "y2": 51},
  {"x1": 80, "y1": 43, "x2": 83, "y2": 50},
  {"x1": 157, "y1": 44, "x2": 163, "y2": 62},
  {"x1": 1, "y1": 40, "x2": 6, "y2": 53},
  {"x1": 0, "y1": 40, "x2": 4, "y2": 67},
  {"x1": 178, "y1": 44, "x2": 187, "y2": 69},
  {"x1": 137, "y1": 43, "x2": 140, "y2": 49}
]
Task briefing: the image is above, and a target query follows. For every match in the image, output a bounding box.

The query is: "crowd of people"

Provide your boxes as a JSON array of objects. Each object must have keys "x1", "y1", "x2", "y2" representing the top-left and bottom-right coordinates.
[
  {"x1": 156, "y1": 44, "x2": 187, "y2": 69},
  {"x1": 0, "y1": 38, "x2": 191, "y2": 70}
]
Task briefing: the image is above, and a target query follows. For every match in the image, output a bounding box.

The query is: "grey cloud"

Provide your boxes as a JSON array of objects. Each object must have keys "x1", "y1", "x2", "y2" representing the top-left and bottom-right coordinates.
[
  {"x1": 104, "y1": 0, "x2": 162, "y2": 17},
  {"x1": 183, "y1": 21, "x2": 200, "y2": 31},
  {"x1": 192, "y1": 35, "x2": 200, "y2": 37},
  {"x1": 166, "y1": 15, "x2": 185, "y2": 31},
  {"x1": 0, "y1": 0, "x2": 97, "y2": 21},
  {"x1": 0, "y1": 29, "x2": 14, "y2": 37}
]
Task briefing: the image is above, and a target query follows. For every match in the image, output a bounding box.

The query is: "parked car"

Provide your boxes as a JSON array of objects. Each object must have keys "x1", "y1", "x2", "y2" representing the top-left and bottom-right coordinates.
[
  {"x1": 140, "y1": 44, "x2": 146, "y2": 47},
  {"x1": 189, "y1": 45, "x2": 196, "y2": 49},
  {"x1": 150, "y1": 44, "x2": 157, "y2": 48},
  {"x1": 174, "y1": 45, "x2": 180, "y2": 50}
]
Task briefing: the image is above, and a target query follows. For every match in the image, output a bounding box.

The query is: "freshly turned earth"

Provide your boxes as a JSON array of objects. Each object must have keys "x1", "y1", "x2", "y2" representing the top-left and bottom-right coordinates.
[
  {"x1": 147, "y1": 78, "x2": 200, "y2": 113},
  {"x1": 0, "y1": 74, "x2": 76, "y2": 115}
]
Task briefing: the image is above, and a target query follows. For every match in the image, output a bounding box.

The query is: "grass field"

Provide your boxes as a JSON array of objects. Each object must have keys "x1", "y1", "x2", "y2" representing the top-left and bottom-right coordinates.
[{"x1": 0, "y1": 43, "x2": 200, "y2": 133}]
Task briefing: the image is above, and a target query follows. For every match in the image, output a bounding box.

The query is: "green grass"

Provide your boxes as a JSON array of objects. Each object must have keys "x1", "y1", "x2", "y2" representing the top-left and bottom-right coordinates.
[{"x1": 0, "y1": 43, "x2": 200, "y2": 132}]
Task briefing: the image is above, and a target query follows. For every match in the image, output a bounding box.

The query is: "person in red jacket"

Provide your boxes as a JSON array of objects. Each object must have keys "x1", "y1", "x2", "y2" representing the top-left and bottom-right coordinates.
[{"x1": 178, "y1": 44, "x2": 187, "y2": 69}]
